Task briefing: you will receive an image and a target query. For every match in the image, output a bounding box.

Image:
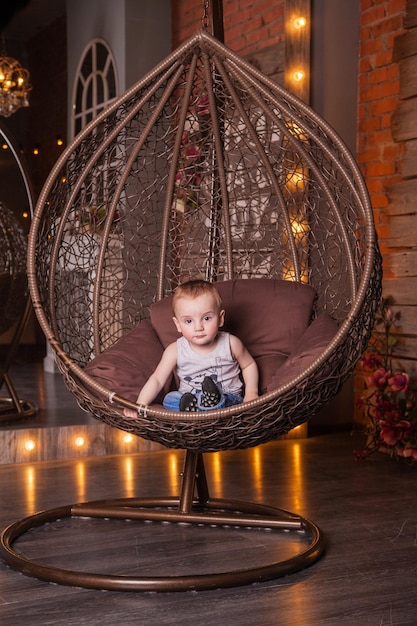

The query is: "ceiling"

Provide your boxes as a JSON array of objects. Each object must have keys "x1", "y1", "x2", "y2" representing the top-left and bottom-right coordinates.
[{"x1": 2, "y1": 0, "x2": 66, "y2": 43}]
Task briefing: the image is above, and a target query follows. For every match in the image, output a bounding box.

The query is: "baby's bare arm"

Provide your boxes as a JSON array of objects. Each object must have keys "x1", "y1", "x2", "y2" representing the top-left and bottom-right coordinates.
[
  {"x1": 123, "y1": 342, "x2": 177, "y2": 417},
  {"x1": 230, "y1": 335, "x2": 259, "y2": 401}
]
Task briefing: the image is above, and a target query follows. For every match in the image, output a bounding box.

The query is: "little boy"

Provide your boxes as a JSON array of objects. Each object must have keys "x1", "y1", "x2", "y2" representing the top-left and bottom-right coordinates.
[{"x1": 124, "y1": 279, "x2": 259, "y2": 415}]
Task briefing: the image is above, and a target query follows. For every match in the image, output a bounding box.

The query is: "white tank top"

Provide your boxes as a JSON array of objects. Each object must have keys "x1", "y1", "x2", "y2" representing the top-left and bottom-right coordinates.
[{"x1": 177, "y1": 331, "x2": 242, "y2": 395}]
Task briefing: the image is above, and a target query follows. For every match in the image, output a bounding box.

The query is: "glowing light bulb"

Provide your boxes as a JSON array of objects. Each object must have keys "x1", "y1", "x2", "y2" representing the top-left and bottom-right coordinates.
[
  {"x1": 24, "y1": 440, "x2": 35, "y2": 451},
  {"x1": 74, "y1": 436, "x2": 85, "y2": 447},
  {"x1": 293, "y1": 16, "x2": 307, "y2": 29},
  {"x1": 292, "y1": 70, "x2": 305, "y2": 82},
  {"x1": 123, "y1": 434, "x2": 133, "y2": 443},
  {"x1": 286, "y1": 167, "x2": 306, "y2": 191}
]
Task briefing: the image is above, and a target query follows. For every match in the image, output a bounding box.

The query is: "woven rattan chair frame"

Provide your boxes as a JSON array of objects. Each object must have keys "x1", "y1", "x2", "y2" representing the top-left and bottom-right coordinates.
[
  {"x1": 1, "y1": 29, "x2": 381, "y2": 591},
  {"x1": 26, "y1": 30, "x2": 381, "y2": 450}
]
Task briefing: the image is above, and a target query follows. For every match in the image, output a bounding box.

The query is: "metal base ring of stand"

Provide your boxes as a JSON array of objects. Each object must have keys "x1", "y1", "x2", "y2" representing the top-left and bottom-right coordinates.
[
  {"x1": 0, "y1": 451, "x2": 325, "y2": 592},
  {"x1": 0, "y1": 395, "x2": 38, "y2": 424}
]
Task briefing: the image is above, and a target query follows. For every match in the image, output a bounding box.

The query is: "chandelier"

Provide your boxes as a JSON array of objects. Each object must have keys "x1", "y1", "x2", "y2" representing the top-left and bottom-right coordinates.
[{"x1": 0, "y1": 36, "x2": 31, "y2": 117}]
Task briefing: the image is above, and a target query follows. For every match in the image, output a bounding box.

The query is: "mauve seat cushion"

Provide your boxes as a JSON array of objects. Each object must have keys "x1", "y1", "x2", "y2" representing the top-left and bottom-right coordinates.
[
  {"x1": 84, "y1": 319, "x2": 170, "y2": 403},
  {"x1": 268, "y1": 313, "x2": 339, "y2": 391}
]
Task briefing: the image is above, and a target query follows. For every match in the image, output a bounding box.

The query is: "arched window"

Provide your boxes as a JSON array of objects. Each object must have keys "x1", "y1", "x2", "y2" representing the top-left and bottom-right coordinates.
[{"x1": 71, "y1": 39, "x2": 118, "y2": 138}]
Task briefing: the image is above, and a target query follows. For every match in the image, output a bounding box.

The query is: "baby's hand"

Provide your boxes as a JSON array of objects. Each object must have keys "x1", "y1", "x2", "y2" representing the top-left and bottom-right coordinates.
[
  {"x1": 123, "y1": 408, "x2": 138, "y2": 418},
  {"x1": 243, "y1": 391, "x2": 259, "y2": 403}
]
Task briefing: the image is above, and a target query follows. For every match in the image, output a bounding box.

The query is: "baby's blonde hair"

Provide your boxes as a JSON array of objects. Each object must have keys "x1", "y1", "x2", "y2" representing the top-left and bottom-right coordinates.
[{"x1": 172, "y1": 280, "x2": 222, "y2": 315}]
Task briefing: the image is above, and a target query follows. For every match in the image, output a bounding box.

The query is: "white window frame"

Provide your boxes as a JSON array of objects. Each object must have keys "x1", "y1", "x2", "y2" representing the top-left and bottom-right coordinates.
[{"x1": 71, "y1": 38, "x2": 118, "y2": 139}]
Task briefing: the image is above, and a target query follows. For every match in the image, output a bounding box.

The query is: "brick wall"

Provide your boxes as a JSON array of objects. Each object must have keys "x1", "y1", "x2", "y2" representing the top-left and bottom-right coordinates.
[
  {"x1": 171, "y1": 0, "x2": 285, "y2": 54},
  {"x1": 354, "y1": 0, "x2": 409, "y2": 422},
  {"x1": 357, "y1": 0, "x2": 406, "y2": 275}
]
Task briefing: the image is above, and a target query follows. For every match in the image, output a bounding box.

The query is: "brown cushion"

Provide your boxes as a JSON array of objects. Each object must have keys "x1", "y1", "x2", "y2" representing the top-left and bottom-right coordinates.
[
  {"x1": 150, "y1": 278, "x2": 316, "y2": 358},
  {"x1": 85, "y1": 279, "x2": 319, "y2": 402},
  {"x1": 266, "y1": 313, "x2": 339, "y2": 391},
  {"x1": 257, "y1": 354, "x2": 288, "y2": 395},
  {"x1": 84, "y1": 319, "x2": 172, "y2": 403},
  {"x1": 150, "y1": 278, "x2": 316, "y2": 393}
]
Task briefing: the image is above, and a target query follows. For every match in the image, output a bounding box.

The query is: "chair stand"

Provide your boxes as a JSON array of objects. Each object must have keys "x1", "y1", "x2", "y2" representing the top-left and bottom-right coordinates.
[
  {"x1": 0, "y1": 300, "x2": 38, "y2": 425},
  {"x1": 0, "y1": 449, "x2": 325, "y2": 592}
]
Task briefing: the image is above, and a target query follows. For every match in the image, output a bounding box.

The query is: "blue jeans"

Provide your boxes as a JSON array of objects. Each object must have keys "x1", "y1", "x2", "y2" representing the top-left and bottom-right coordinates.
[{"x1": 162, "y1": 390, "x2": 243, "y2": 412}]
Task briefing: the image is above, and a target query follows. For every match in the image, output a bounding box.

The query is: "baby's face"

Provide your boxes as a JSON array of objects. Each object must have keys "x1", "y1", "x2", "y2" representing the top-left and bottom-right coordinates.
[{"x1": 173, "y1": 293, "x2": 224, "y2": 350}]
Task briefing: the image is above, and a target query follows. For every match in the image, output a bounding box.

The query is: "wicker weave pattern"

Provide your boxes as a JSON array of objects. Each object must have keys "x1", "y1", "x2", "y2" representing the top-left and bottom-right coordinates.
[{"x1": 28, "y1": 30, "x2": 382, "y2": 452}]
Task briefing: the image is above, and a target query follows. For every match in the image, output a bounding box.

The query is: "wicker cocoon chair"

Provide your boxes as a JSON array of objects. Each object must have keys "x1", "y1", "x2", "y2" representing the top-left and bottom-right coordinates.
[
  {"x1": 1, "y1": 29, "x2": 382, "y2": 591},
  {"x1": 27, "y1": 30, "x2": 381, "y2": 448}
]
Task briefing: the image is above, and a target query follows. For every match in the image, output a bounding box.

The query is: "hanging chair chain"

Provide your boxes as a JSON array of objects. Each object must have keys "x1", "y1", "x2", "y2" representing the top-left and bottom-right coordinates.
[{"x1": 202, "y1": 0, "x2": 210, "y2": 29}]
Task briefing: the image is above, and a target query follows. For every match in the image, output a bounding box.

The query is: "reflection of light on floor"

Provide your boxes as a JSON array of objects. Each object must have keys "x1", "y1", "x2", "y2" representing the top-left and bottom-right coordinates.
[
  {"x1": 35, "y1": 364, "x2": 47, "y2": 405},
  {"x1": 168, "y1": 453, "x2": 179, "y2": 495},
  {"x1": 250, "y1": 446, "x2": 264, "y2": 501},
  {"x1": 292, "y1": 442, "x2": 304, "y2": 511},
  {"x1": 74, "y1": 460, "x2": 86, "y2": 502},
  {"x1": 24, "y1": 466, "x2": 36, "y2": 516},
  {"x1": 123, "y1": 456, "x2": 135, "y2": 498},
  {"x1": 207, "y1": 452, "x2": 222, "y2": 497}
]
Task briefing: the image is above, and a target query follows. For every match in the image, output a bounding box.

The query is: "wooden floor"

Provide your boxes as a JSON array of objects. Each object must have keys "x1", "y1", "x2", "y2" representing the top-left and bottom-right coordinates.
[
  {"x1": 1, "y1": 363, "x2": 417, "y2": 625},
  {"x1": 0, "y1": 362, "x2": 164, "y2": 464}
]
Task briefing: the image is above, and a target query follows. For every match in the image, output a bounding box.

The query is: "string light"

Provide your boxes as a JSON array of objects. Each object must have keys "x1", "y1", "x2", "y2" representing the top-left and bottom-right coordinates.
[
  {"x1": 0, "y1": 135, "x2": 65, "y2": 155},
  {"x1": 24, "y1": 439, "x2": 35, "y2": 451},
  {"x1": 293, "y1": 16, "x2": 307, "y2": 29},
  {"x1": 74, "y1": 436, "x2": 85, "y2": 447},
  {"x1": 286, "y1": 167, "x2": 306, "y2": 191},
  {"x1": 292, "y1": 70, "x2": 305, "y2": 82}
]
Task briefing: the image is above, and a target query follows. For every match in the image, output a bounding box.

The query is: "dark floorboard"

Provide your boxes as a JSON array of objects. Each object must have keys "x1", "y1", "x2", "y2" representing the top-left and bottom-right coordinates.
[
  {"x1": 0, "y1": 430, "x2": 416, "y2": 625},
  {"x1": 1, "y1": 361, "x2": 95, "y2": 429}
]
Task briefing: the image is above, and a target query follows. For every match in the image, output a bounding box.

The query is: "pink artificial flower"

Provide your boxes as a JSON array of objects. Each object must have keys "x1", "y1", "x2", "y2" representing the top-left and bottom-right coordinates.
[
  {"x1": 388, "y1": 372, "x2": 409, "y2": 393},
  {"x1": 366, "y1": 367, "x2": 391, "y2": 389},
  {"x1": 361, "y1": 352, "x2": 384, "y2": 371},
  {"x1": 185, "y1": 145, "x2": 200, "y2": 159},
  {"x1": 353, "y1": 449, "x2": 368, "y2": 461},
  {"x1": 380, "y1": 420, "x2": 411, "y2": 445},
  {"x1": 397, "y1": 447, "x2": 417, "y2": 460},
  {"x1": 374, "y1": 398, "x2": 401, "y2": 421}
]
